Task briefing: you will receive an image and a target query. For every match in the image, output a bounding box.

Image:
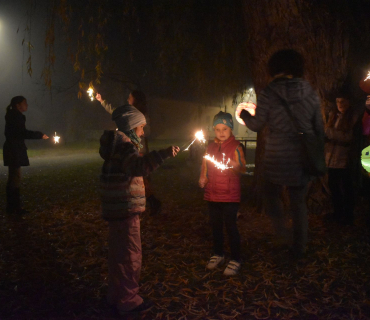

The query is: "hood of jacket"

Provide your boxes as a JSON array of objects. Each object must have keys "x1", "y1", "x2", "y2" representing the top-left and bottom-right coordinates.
[{"x1": 99, "y1": 130, "x2": 131, "y2": 161}]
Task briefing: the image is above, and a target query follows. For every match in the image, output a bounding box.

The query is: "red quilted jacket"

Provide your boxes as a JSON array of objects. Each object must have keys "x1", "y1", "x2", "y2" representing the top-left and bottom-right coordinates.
[{"x1": 204, "y1": 136, "x2": 241, "y2": 202}]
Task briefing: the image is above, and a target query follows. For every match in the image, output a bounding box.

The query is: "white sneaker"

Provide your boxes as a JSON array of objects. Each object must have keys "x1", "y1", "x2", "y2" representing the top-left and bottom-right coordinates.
[
  {"x1": 206, "y1": 255, "x2": 224, "y2": 270},
  {"x1": 223, "y1": 260, "x2": 241, "y2": 276}
]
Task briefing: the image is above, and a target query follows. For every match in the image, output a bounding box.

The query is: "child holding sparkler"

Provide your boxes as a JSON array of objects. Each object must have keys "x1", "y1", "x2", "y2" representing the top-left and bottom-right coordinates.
[
  {"x1": 96, "y1": 90, "x2": 162, "y2": 215},
  {"x1": 199, "y1": 111, "x2": 246, "y2": 276},
  {"x1": 99, "y1": 104, "x2": 179, "y2": 315},
  {"x1": 3, "y1": 96, "x2": 49, "y2": 214}
]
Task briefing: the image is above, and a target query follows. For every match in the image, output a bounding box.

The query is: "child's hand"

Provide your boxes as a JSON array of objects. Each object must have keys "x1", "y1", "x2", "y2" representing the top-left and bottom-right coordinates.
[
  {"x1": 228, "y1": 159, "x2": 240, "y2": 170},
  {"x1": 167, "y1": 146, "x2": 180, "y2": 157},
  {"x1": 199, "y1": 177, "x2": 207, "y2": 188}
]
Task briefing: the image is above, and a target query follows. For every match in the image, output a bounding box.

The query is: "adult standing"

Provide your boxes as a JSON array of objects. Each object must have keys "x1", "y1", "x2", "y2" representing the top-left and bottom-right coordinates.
[
  {"x1": 3, "y1": 96, "x2": 49, "y2": 214},
  {"x1": 240, "y1": 49, "x2": 324, "y2": 257}
]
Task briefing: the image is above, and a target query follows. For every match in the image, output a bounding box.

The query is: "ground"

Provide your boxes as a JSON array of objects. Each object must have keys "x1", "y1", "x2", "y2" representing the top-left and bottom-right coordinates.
[{"x1": 0, "y1": 143, "x2": 369, "y2": 319}]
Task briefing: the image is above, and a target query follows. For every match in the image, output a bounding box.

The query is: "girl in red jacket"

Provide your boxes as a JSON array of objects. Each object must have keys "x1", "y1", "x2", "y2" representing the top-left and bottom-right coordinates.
[{"x1": 199, "y1": 111, "x2": 246, "y2": 276}]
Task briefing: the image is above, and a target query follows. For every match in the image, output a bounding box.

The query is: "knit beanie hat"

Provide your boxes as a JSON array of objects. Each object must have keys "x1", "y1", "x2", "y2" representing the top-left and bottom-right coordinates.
[
  {"x1": 111, "y1": 104, "x2": 146, "y2": 132},
  {"x1": 213, "y1": 111, "x2": 234, "y2": 129}
]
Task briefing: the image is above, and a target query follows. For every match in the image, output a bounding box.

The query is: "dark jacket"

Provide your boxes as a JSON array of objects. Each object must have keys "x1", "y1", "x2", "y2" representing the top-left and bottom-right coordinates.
[
  {"x1": 241, "y1": 77, "x2": 324, "y2": 186},
  {"x1": 3, "y1": 108, "x2": 44, "y2": 167},
  {"x1": 99, "y1": 130, "x2": 170, "y2": 220}
]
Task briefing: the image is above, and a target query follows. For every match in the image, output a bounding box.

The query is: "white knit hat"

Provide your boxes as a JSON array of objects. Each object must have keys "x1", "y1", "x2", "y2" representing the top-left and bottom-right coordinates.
[{"x1": 112, "y1": 104, "x2": 146, "y2": 132}]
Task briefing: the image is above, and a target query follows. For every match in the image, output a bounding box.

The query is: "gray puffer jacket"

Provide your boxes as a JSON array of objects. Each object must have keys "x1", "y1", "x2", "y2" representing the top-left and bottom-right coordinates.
[{"x1": 242, "y1": 77, "x2": 324, "y2": 186}]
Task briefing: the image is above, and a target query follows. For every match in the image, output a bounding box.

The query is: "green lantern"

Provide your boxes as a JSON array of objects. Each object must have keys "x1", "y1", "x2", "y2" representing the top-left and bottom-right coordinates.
[{"x1": 361, "y1": 145, "x2": 370, "y2": 173}]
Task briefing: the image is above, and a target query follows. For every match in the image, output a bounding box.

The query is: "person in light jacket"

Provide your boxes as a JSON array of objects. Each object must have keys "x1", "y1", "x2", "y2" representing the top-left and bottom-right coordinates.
[{"x1": 99, "y1": 104, "x2": 179, "y2": 315}]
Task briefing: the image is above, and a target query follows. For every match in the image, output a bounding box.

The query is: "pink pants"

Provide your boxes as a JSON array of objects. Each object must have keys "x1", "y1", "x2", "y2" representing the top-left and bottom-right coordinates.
[{"x1": 107, "y1": 215, "x2": 143, "y2": 312}]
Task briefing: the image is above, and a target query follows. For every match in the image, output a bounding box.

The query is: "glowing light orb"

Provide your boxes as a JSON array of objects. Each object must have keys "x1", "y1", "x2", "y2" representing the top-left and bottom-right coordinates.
[{"x1": 235, "y1": 102, "x2": 256, "y2": 125}]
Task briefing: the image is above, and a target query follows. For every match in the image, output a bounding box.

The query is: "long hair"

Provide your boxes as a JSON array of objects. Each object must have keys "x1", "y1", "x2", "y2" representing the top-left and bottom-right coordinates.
[
  {"x1": 130, "y1": 90, "x2": 147, "y2": 114},
  {"x1": 7, "y1": 96, "x2": 26, "y2": 112}
]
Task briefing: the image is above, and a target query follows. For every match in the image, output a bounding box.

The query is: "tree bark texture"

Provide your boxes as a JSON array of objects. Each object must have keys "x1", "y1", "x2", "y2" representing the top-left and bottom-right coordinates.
[{"x1": 241, "y1": 0, "x2": 350, "y2": 207}]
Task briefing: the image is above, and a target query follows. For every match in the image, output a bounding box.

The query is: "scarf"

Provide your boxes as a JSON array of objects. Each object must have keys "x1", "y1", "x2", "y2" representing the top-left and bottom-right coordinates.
[{"x1": 125, "y1": 129, "x2": 143, "y2": 150}]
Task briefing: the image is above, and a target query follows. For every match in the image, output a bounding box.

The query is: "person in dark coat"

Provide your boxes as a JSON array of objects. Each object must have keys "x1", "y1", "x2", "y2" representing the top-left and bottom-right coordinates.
[
  {"x1": 240, "y1": 49, "x2": 324, "y2": 257},
  {"x1": 3, "y1": 96, "x2": 49, "y2": 214}
]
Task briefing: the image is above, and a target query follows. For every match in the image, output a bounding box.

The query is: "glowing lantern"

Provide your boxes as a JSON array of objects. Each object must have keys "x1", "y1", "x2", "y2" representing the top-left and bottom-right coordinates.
[
  {"x1": 361, "y1": 145, "x2": 370, "y2": 174},
  {"x1": 235, "y1": 102, "x2": 256, "y2": 125}
]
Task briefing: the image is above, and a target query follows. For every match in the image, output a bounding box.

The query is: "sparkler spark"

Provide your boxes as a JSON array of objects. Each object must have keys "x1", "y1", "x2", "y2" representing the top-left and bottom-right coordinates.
[
  {"x1": 184, "y1": 130, "x2": 206, "y2": 151},
  {"x1": 365, "y1": 71, "x2": 370, "y2": 82},
  {"x1": 204, "y1": 153, "x2": 233, "y2": 171},
  {"x1": 53, "y1": 132, "x2": 60, "y2": 144},
  {"x1": 87, "y1": 87, "x2": 95, "y2": 101}
]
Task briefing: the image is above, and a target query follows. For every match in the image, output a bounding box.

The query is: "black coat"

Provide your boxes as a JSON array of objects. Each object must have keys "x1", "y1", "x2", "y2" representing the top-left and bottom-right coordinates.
[
  {"x1": 3, "y1": 108, "x2": 44, "y2": 167},
  {"x1": 241, "y1": 78, "x2": 324, "y2": 186}
]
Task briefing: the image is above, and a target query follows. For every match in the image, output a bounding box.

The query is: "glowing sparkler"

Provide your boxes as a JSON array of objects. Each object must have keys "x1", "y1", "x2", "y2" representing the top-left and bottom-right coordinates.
[
  {"x1": 87, "y1": 87, "x2": 95, "y2": 101},
  {"x1": 365, "y1": 71, "x2": 370, "y2": 82},
  {"x1": 184, "y1": 130, "x2": 206, "y2": 151},
  {"x1": 204, "y1": 153, "x2": 233, "y2": 171},
  {"x1": 53, "y1": 132, "x2": 60, "y2": 144}
]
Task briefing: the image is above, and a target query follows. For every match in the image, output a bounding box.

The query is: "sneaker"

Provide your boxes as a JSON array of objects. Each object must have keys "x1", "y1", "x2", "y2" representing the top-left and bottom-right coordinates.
[
  {"x1": 223, "y1": 260, "x2": 241, "y2": 276},
  {"x1": 119, "y1": 300, "x2": 154, "y2": 315},
  {"x1": 206, "y1": 255, "x2": 224, "y2": 270}
]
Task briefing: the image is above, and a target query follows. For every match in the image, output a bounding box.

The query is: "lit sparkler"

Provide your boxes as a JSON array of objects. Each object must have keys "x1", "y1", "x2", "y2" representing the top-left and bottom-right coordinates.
[
  {"x1": 87, "y1": 86, "x2": 95, "y2": 101},
  {"x1": 365, "y1": 71, "x2": 370, "y2": 82},
  {"x1": 53, "y1": 132, "x2": 60, "y2": 144},
  {"x1": 184, "y1": 130, "x2": 206, "y2": 151},
  {"x1": 204, "y1": 153, "x2": 233, "y2": 171}
]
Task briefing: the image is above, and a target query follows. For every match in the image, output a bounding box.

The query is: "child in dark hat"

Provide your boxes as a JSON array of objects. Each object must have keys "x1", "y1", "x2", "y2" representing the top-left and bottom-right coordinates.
[
  {"x1": 199, "y1": 111, "x2": 246, "y2": 276},
  {"x1": 99, "y1": 105, "x2": 179, "y2": 315}
]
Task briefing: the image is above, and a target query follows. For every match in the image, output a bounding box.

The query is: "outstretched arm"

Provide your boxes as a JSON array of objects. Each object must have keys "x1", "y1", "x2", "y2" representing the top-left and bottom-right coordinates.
[
  {"x1": 96, "y1": 93, "x2": 115, "y2": 115},
  {"x1": 240, "y1": 90, "x2": 270, "y2": 132}
]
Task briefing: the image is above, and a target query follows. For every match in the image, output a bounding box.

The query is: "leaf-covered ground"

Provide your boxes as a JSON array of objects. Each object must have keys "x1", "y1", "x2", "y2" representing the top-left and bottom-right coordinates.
[{"x1": 0, "y1": 148, "x2": 370, "y2": 319}]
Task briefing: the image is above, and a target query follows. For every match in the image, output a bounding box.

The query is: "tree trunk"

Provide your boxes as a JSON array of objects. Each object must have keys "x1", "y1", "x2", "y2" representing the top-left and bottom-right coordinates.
[{"x1": 241, "y1": 0, "x2": 350, "y2": 206}]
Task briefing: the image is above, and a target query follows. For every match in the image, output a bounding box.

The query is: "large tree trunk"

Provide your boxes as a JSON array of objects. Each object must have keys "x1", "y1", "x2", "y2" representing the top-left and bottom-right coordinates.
[{"x1": 241, "y1": 0, "x2": 351, "y2": 207}]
